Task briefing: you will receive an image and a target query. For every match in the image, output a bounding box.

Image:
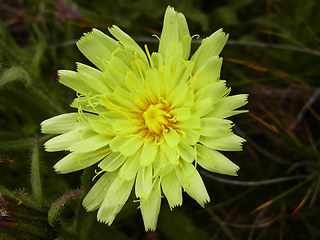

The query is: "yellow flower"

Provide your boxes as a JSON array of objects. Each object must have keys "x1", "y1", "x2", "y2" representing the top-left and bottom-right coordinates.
[{"x1": 41, "y1": 6, "x2": 248, "y2": 231}]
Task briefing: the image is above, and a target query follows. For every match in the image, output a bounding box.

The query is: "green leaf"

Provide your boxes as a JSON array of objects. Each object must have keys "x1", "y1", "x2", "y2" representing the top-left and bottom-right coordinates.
[
  {"x1": 48, "y1": 189, "x2": 85, "y2": 226},
  {"x1": 31, "y1": 136, "x2": 42, "y2": 204},
  {"x1": 0, "y1": 183, "x2": 16, "y2": 199},
  {"x1": 0, "y1": 185, "x2": 44, "y2": 212},
  {"x1": 0, "y1": 233, "x2": 16, "y2": 240},
  {"x1": 159, "y1": 208, "x2": 211, "y2": 240},
  {"x1": 0, "y1": 135, "x2": 51, "y2": 151},
  {"x1": 30, "y1": 25, "x2": 46, "y2": 77},
  {"x1": 0, "y1": 66, "x2": 30, "y2": 88}
]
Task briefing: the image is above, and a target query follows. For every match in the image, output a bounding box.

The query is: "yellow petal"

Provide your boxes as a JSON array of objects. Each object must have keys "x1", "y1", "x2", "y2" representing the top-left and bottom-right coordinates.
[
  {"x1": 199, "y1": 134, "x2": 246, "y2": 151},
  {"x1": 97, "y1": 176, "x2": 134, "y2": 225},
  {"x1": 140, "y1": 178, "x2": 161, "y2": 231},
  {"x1": 178, "y1": 140, "x2": 195, "y2": 163},
  {"x1": 58, "y1": 70, "x2": 96, "y2": 95},
  {"x1": 200, "y1": 117, "x2": 233, "y2": 137},
  {"x1": 140, "y1": 142, "x2": 158, "y2": 166},
  {"x1": 108, "y1": 25, "x2": 148, "y2": 65},
  {"x1": 77, "y1": 63, "x2": 110, "y2": 94},
  {"x1": 54, "y1": 149, "x2": 109, "y2": 174},
  {"x1": 175, "y1": 161, "x2": 210, "y2": 207},
  {"x1": 170, "y1": 107, "x2": 191, "y2": 121},
  {"x1": 111, "y1": 119, "x2": 140, "y2": 133},
  {"x1": 159, "y1": 6, "x2": 191, "y2": 61},
  {"x1": 163, "y1": 127, "x2": 180, "y2": 148},
  {"x1": 207, "y1": 94, "x2": 249, "y2": 118},
  {"x1": 83, "y1": 171, "x2": 118, "y2": 211},
  {"x1": 167, "y1": 82, "x2": 188, "y2": 108},
  {"x1": 98, "y1": 152, "x2": 127, "y2": 172},
  {"x1": 135, "y1": 164, "x2": 153, "y2": 198},
  {"x1": 161, "y1": 170, "x2": 182, "y2": 209},
  {"x1": 119, "y1": 154, "x2": 140, "y2": 180},
  {"x1": 191, "y1": 29, "x2": 228, "y2": 73},
  {"x1": 69, "y1": 134, "x2": 111, "y2": 153},
  {"x1": 76, "y1": 28, "x2": 118, "y2": 70},
  {"x1": 41, "y1": 112, "x2": 81, "y2": 134},
  {"x1": 109, "y1": 135, "x2": 143, "y2": 156},
  {"x1": 197, "y1": 145, "x2": 239, "y2": 176}
]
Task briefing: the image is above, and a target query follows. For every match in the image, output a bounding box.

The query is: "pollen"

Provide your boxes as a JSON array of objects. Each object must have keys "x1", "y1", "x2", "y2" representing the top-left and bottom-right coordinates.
[{"x1": 142, "y1": 100, "x2": 176, "y2": 139}]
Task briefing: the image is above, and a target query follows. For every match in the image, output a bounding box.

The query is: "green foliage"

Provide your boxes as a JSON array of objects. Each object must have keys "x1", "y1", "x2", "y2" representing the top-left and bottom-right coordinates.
[
  {"x1": 31, "y1": 136, "x2": 42, "y2": 204},
  {"x1": 0, "y1": 66, "x2": 30, "y2": 88},
  {"x1": 0, "y1": 0, "x2": 319, "y2": 239},
  {"x1": 48, "y1": 189, "x2": 84, "y2": 227},
  {"x1": 158, "y1": 208, "x2": 211, "y2": 240},
  {"x1": 0, "y1": 185, "x2": 55, "y2": 240}
]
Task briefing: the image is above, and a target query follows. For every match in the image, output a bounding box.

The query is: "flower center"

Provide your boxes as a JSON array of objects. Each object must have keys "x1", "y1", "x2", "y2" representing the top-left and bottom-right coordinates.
[{"x1": 143, "y1": 103, "x2": 173, "y2": 135}]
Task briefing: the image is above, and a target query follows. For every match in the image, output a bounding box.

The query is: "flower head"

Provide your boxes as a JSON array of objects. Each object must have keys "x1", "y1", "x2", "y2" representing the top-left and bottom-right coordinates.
[{"x1": 41, "y1": 6, "x2": 248, "y2": 231}]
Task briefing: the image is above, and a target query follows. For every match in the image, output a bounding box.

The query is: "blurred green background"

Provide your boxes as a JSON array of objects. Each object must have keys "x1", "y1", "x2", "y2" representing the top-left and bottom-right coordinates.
[{"x1": 0, "y1": 0, "x2": 319, "y2": 239}]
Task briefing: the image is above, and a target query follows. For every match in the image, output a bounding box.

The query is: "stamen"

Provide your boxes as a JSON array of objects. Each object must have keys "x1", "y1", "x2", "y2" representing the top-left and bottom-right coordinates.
[
  {"x1": 194, "y1": 144, "x2": 198, "y2": 168},
  {"x1": 178, "y1": 160, "x2": 183, "y2": 168},
  {"x1": 177, "y1": 129, "x2": 185, "y2": 137},
  {"x1": 191, "y1": 34, "x2": 200, "y2": 40},
  {"x1": 99, "y1": 148, "x2": 111, "y2": 154},
  {"x1": 189, "y1": 73, "x2": 200, "y2": 86},
  {"x1": 161, "y1": 125, "x2": 169, "y2": 133},
  {"x1": 170, "y1": 116, "x2": 177, "y2": 123},
  {"x1": 92, "y1": 169, "x2": 105, "y2": 181},
  {"x1": 134, "y1": 52, "x2": 144, "y2": 80},
  {"x1": 144, "y1": 44, "x2": 154, "y2": 68},
  {"x1": 171, "y1": 62, "x2": 176, "y2": 78},
  {"x1": 77, "y1": 105, "x2": 83, "y2": 122},
  {"x1": 152, "y1": 34, "x2": 160, "y2": 41},
  {"x1": 102, "y1": 96, "x2": 132, "y2": 119},
  {"x1": 159, "y1": 97, "x2": 169, "y2": 107}
]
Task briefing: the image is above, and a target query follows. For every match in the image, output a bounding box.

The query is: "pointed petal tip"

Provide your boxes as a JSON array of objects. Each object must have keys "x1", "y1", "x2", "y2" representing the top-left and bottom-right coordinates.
[
  {"x1": 40, "y1": 122, "x2": 46, "y2": 133},
  {"x1": 76, "y1": 33, "x2": 88, "y2": 47},
  {"x1": 169, "y1": 202, "x2": 182, "y2": 210},
  {"x1": 53, "y1": 161, "x2": 71, "y2": 174},
  {"x1": 165, "y1": 5, "x2": 183, "y2": 15},
  {"x1": 145, "y1": 226, "x2": 157, "y2": 232},
  {"x1": 53, "y1": 163, "x2": 61, "y2": 173},
  {"x1": 108, "y1": 25, "x2": 117, "y2": 31},
  {"x1": 166, "y1": 5, "x2": 175, "y2": 11},
  {"x1": 203, "y1": 198, "x2": 211, "y2": 208},
  {"x1": 82, "y1": 203, "x2": 95, "y2": 212},
  {"x1": 97, "y1": 213, "x2": 115, "y2": 226},
  {"x1": 229, "y1": 165, "x2": 240, "y2": 176},
  {"x1": 43, "y1": 143, "x2": 56, "y2": 152},
  {"x1": 199, "y1": 195, "x2": 211, "y2": 208},
  {"x1": 216, "y1": 28, "x2": 228, "y2": 37}
]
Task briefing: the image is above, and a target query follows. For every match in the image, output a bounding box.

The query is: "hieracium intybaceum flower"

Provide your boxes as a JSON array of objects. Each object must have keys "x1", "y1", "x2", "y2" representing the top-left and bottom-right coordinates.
[{"x1": 41, "y1": 6, "x2": 248, "y2": 231}]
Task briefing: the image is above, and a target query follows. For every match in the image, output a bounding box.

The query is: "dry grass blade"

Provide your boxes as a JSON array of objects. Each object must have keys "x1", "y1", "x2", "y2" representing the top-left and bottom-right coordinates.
[
  {"x1": 201, "y1": 171, "x2": 310, "y2": 186},
  {"x1": 247, "y1": 112, "x2": 278, "y2": 133}
]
